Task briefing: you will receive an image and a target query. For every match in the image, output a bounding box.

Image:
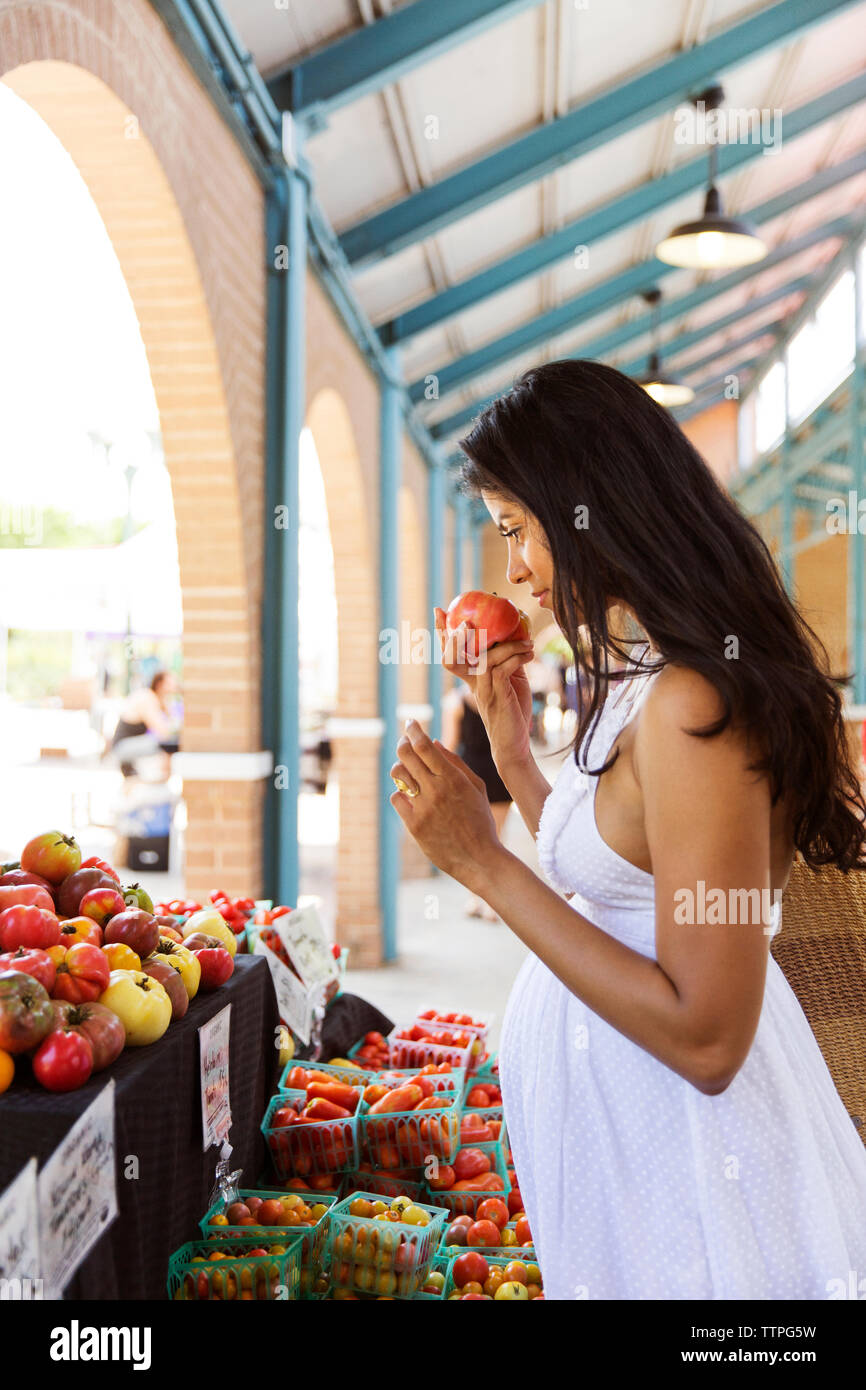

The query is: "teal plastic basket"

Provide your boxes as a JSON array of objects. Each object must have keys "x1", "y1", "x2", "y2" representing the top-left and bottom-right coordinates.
[
  {"x1": 423, "y1": 1140, "x2": 511, "y2": 1217},
  {"x1": 199, "y1": 1188, "x2": 336, "y2": 1265},
  {"x1": 360, "y1": 1084, "x2": 461, "y2": 1170},
  {"x1": 388, "y1": 1027, "x2": 474, "y2": 1073},
  {"x1": 438, "y1": 1220, "x2": 534, "y2": 1261},
  {"x1": 278, "y1": 1058, "x2": 377, "y2": 1091},
  {"x1": 261, "y1": 1089, "x2": 364, "y2": 1181},
  {"x1": 380, "y1": 1064, "x2": 467, "y2": 1095},
  {"x1": 459, "y1": 1105, "x2": 507, "y2": 1153},
  {"x1": 473, "y1": 1053, "x2": 500, "y2": 1085},
  {"x1": 444, "y1": 1250, "x2": 542, "y2": 1300},
  {"x1": 463, "y1": 1073, "x2": 503, "y2": 1106},
  {"x1": 413, "y1": 1253, "x2": 452, "y2": 1300},
  {"x1": 167, "y1": 1238, "x2": 301, "y2": 1301},
  {"x1": 327, "y1": 1191, "x2": 448, "y2": 1299},
  {"x1": 343, "y1": 1170, "x2": 425, "y2": 1202}
]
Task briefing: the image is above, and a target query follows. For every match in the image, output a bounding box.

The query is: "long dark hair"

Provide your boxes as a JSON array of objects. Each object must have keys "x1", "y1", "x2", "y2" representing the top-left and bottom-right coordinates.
[{"x1": 457, "y1": 358, "x2": 866, "y2": 871}]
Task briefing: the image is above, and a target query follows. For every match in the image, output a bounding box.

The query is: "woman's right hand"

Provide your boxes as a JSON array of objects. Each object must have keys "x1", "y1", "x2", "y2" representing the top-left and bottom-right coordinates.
[{"x1": 434, "y1": 607, "x2": 535, "y2": 770}]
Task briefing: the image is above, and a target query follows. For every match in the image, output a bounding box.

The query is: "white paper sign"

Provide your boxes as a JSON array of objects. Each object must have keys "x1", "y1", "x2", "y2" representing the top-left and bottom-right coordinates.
[
  {"x1": 199, "y1": 1004, "x2": 232, "y2": 1150},
  {"x1": 252, "y1": 933, "x2": 314, "y2": 1043},
  {"x1": 276, "y1": 904, "x2": 338, "y2": 991},
  {"x1": 0, "y1": 1159, "x2": 40, "y2": 1295},
  {"x1": 37, "y1": 1082, "x2": 117, "y2": 1299}
]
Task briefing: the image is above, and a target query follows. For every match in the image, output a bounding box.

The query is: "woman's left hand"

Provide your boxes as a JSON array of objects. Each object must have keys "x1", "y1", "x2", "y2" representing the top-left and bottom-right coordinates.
[{"x1": 390, "y1": 720, "x2": 503, "y2": 888}]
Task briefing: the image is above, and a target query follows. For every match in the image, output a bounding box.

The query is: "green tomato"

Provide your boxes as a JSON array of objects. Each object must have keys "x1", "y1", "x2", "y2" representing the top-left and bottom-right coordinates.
[{"x1": 123, "y1": 882, "x2": 154, "y2": 914}]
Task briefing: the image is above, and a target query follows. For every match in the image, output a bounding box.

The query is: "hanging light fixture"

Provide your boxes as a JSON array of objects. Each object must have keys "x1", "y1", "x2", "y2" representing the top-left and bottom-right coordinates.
[
  {"x1": 637, "y1": 289, "x2": 695, "y2": 408},
  {"x1": 655, "y1": 86, "x2": 768, "y2": 270}
]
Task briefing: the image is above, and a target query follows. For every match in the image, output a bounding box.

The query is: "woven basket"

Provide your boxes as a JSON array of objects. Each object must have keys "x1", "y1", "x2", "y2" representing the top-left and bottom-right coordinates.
[{"x1": 773, "y1": 857, "x2": 866, "y2": 1146}]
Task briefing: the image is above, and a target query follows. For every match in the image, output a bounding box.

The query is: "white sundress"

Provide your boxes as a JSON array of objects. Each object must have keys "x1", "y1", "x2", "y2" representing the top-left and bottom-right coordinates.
[{"x1": 498, "y1": 651, "x2": 866, "y2": 1300}]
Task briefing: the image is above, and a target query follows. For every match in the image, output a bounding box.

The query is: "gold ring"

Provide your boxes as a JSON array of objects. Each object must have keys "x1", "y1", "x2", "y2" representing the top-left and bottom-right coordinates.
[{"x1": 393, "y1": 776, "x2": 420, "y2": 798}]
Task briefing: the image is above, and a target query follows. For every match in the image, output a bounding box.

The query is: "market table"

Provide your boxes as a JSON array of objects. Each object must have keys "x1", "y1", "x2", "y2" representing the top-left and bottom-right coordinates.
[{"x1": 0, "y1": 955, "x2": 280, "y2": 1300}]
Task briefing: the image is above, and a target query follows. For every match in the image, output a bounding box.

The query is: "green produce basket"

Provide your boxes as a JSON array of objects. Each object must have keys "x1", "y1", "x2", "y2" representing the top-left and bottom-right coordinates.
[
  {"x1": 378, "y1": 1064, "x2": 467, "y2": 1095},
  {"x1": 167, "y1": 1238, "x2": 301, "y2": 1301},
  {"x1": 343, "y1": 1170, "x2": 425, "y2": 1202},
  {"x1": 199, "y1": 1188, "x2": 336, "y2": 1265},
  {"x1": 473, "y1": 1053, "x2": 500, "y2": 1085},
  {"x1": 444, "y1": 1250, "x2": 542, "y2": 1300},
  {"x1": 327, "y1": 1190, "x2": 448, "y2": 1299},
  {"x1": 459, "y1": 1105, "x2": 507, "y2": 1153},
  {"x1": 261, "y1": 1089, "x2": 364, "y2": 1181},
  {"x1": 278, "y1": 1058, "x2": 377, "y2": 1091},
  {"x1": 438, "y1": 1220, "x2": 534, "y2": 1261},
  {"x1": 298, "y1": 1263, "x2": 331, "y2": 1300},
  {"x1": 360, "y1": 1084, "x2": 462, "y2": 1169},
  {"x1": 413, "y1": 1254, "x2": 452, "y2": 1300},
  {"x1": 463, "y1": 1073, "x2": 503, "y2": 1105},
  {"x1": 423, "y1": 1140, "x2": 511, "y2": 1217}
]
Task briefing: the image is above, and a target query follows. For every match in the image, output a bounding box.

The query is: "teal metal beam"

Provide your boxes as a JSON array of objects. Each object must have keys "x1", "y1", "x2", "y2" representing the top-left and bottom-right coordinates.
[
  {"x1": 412, "y1": 154, "x2": 866, "y2": 406},
  {"x1": 342, "y1": 0, "x2": 861, "y2": 266},
  {"x1": 622, "y1": 315, "x2": 787, "y2": 383},
  {"x1": 384, "y1": 73, "x2": 866, "y2": 344},
  {"x1": 379, "y1": 346, "x2": 402, "y2": 962},
  {"x1": 780, "y1": 359, "x2": 794, "y2": 592},
  {"x1": 267, "y1": 0, "x2": 545, "y2": 121},
  {"x1": 666, "y1": 319, "x2": 784, "y2": 383},
  {"x1": 427, "y1": 460, "x2": 447, "y2": 742}
]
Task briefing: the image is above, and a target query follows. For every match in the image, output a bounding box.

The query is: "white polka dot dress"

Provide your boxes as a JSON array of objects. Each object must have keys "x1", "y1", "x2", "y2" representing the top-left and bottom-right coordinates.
[{"x1": 498, "y1": 650, "x2": 866, "y2": 1300}]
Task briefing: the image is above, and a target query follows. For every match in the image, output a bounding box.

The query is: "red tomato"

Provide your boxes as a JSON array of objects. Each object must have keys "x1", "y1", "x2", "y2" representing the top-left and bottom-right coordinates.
[
  {"x1": 79, "y1": 887, "x2": 125, "y2": 928},
  {"x1": 515, "y1": 1215, "x2": 532, "y2": 1244},
  {"x1": 21, "y1": 831, "x2": 81, "y2": 885},
  {"x1": 507, "y1": 1186, "x2": 524, "y2": 1216},
  {"x1": 57, "y1": 916, "x2": 103, "y2": 949},
  {"x1": 51, "y1": 942, "x2": 111, "y2": 1004},
  {"x1": 33, "y1": 1027, "x2": 93, "y2": 1091},
  {"x1": 466, "y1": 1085, "x2": 493, "y2": 1106},
  {"x1": 49, "y1": 999, "x2": 125, "y2": 1071},
  {"x1": 465, "y1": 1219, "x2": 503, "y2": 1246},
  {"x1": 0, "y1": 946, "x2": 56, "y2": 993},
  {"x1": 445, "y1": 590, "x2": 523, "y2": 654},
  {"x1": 427, "y1": 1163, "x2": 456, "y2": 1191},
  {"x1": 0, "y1": 969, "x2": 54, "y2": 1053},
  {"x1": 79, "y1": 856, "x2": 121, "y2": 883},
  {"x1": 452, "y1": 1251, "x2": 490, "y2": 1288},
  {"x1": 476, "y1": 1198, "x2": 509, "y2": 1229},
  {"x1": 257, "y1": 1200, "x2": 285, "y2": 1226},
  {"x1": 453, "y1": 1172, "x2": 505, "y2": 1191},
  {"x1": 0, "y1": 884, "x2": 56, "y2": 916},
  {"x1": 192, "y1": 946, "x2": 234, "y2": 990},
  {"x1": 453, "y1": 1147, "x2": 492, "y2": 1182},
  {"x1": 0, "y1": 904, "x2": 60, "y2": 952}
]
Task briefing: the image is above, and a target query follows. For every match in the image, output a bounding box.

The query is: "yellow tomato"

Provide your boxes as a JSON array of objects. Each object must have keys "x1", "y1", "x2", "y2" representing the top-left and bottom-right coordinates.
[
  {"x1": 181, "y1": 909, "x2": 238, "y2": 957},
  {"x1": 0, "y1": 1049, "x2": 14, "y2": 1094},
  {"x1": 401, "y1": 1205, "x2": 429, "y2": 1226},
  {"x1": 153, "y1": 936, "x2": 201, "y2": 999},
  {"x1": 98, "y1": 969, "x2": 171, "y2": 1045},
  {"x1": 499, "y1": 1227, "x2": 518, "y2": 1246},
  {"x1": 494, "y1": 1280, "x2": 529, "y2": 1300},
  {"x1": 102, "y1": 942, "x2": 141, "y2": 973}
]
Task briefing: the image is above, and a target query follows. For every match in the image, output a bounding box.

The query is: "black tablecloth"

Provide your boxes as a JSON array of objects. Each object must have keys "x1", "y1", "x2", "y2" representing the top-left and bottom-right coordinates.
[{"x1": 0, "y1": 955, "x2": 280, "y2": 1300}]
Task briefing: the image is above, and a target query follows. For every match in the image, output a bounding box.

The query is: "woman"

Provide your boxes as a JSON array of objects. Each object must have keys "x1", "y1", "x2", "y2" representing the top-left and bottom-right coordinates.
[
  {"x1": 110, "y1": 670, "x2": 180, "y2": 780},
  {"x1": 441, "y1": 684, "x2": 513, "y2": 921},
  {"x1": 390, "y1": 358, "x2": 866, "y2": 1300}
]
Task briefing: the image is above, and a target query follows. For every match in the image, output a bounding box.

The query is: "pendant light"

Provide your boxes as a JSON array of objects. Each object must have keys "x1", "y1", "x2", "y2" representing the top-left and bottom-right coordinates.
[
  {"x1": 655, "y1": 87, "x2": 768, "y2": 270},
  {"x1": 637, "y1": 289, "x2": 694, "y2": 408}
]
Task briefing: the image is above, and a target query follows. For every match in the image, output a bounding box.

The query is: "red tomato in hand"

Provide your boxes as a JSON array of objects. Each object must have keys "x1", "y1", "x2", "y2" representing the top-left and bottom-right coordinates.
[
  {"x1": 33, "y1": 1027, "x2": 93, "y2": 1091},
  {"x1": 0, "y1": 946, "x2": 56, "y2": 993},
  {"x1": 0, "y1": 903, "x2": 60, "y2": 952},
  {"x1": 51, "y1": 942, "x2": 111, "y2": 1004},
  {"x1": 445, "y1": 590, "x2": 523, "y2": 654}
]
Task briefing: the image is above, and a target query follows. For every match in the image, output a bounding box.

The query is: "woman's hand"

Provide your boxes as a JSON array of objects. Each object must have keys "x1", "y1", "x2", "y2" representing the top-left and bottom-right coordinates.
[
  {"x1": 434, "y1": 607, "x2": 534, "y2": 771},
  {"x1": 390, "y1": 720, "x2": 504, "y2": 889}
]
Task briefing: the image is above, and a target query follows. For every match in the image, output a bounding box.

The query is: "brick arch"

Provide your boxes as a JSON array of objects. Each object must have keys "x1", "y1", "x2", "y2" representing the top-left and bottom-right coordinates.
[
  {"x1": 1, "y1": 1, "x2": 267, "y2": 897},
  {"x1": 306, "y1": 386, "x2": 382, "y2": 962}
]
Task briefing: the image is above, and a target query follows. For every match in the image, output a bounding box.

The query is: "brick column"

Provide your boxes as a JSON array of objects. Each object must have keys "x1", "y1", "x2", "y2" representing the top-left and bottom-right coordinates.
[{"x1": 331, "y1": 735, "x2": 382, "y2": 967}]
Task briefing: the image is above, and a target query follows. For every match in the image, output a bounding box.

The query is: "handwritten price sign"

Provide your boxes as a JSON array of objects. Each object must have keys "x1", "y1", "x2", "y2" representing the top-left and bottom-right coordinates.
[
  {"x1": 0, "y1": 1159, "x2": 40, "y2": 1291},
  {"x1": 37, "y1": 1082, "x2": 118, "y2": 1299},
  {"x1": 199, "y1": 1004, "x2": 232, "y2": 1150}
]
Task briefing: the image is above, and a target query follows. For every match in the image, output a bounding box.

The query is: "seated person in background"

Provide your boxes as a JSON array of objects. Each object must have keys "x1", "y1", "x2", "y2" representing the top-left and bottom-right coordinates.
[{"x1": 109, "y1": 671, "x2": 181, "y2": 780}]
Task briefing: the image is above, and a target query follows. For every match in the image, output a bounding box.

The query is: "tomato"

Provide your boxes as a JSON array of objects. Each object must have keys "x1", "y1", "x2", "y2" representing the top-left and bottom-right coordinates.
[
  {"x1": 427, "y1": 1163, "x2": 456, "y2": 1191},
  {"x1": 305, "y1": 1081, "x2": 359, "y2": 1111},
  {"x1": 56, "y1": 868, "x2": 119, "y2": 919},
  {"x1": 507, "y1": 1186, "x2": 524, "y2": 1216},
  {"x1": 120, "y1": 882, "x2": 154, "y2": 914},
  {"x1": 363, "y1": 1084, "x2": 389, "y2": 1106},
  {"x1": 0, "y1": 868, "x2": 54, "y2": 895},
  {"x1": 0, "y1": 946, "x2": 56, "y2": 993},
  {"x1": 52, "y1": 942, "x2": 111, "y2": 1004},
  {"x1": 452, "y1": 1251, "x2": 490, "y2": 1288},
  {"x1": 33, "y1": 1027, "x2": 93, "y2": 1091},
  {"x1": 103, "y1": 909, "x2": 159, "y2": 960},
  {"x1": 79, "y1": 887, "x2": 125, "y2": 927},
  {"x1": 102, "y1": 941, "x2": 141, "y2": 973},
  {"x1": 0, "y1": 970, "x2": 54, "y2": 1054},
  {"x1": 0, "y1": 1049, "x2": 13, "y2": 1093},
  {"x1": 445, "y1": 590, "x2": 523, "y2": 655},
  {"x1": 494, "y1": 1280, "x2": 528, "y2": 1300},
  {"x1": 257, "y1": 1200, "x2": 286, "y2": 1226},
  {"x1": 21, "y1": 831, "x2": 81, "y2": 885},
  {"x1": 182, "y1": 910, "x2": 238, "y2": 957},
  {"x1": 502, "y1": 1260, "x2": 528, "y2": 1285},
  {"x1": 515, "y1": 1215, "x2": 532, "y2": 1245},
  {"x1": 476, "y1": 1198, "x2": 509, "y2": 1229},
  {"x1": 483, "y1": 1269, "x2": 506, "y2": 1296},
  {"x1": 142, "y1": 958, "x2": 189, "y2": 1019},
  {"x1": 192, "y1": 946, "x2": 234, "y2": 990},
  {"x1": 152, "y1": 937, "x2": 200, "y2": 998},
  {"x1": 50, "y1": 999, "x2": 125, "y2": 1071},
  {"x1": 465, "y1": 1219, "x2": 502, "y2": 1246},
  {"x1": 466, "y1": 1085, "x2": 494, "y2": 1106},
  {"x1": 444, "y1": 1221, "x2": 468, "y2": 1246},
  {"x1": 0, "y1": 903, "x2": 60, "y2": 952},
  {"x1": 98, "y1": 970, "x2": 172, "y2": 1045},
  {"x1": 367, "y1": 1084, "x2": 422, "y2": 1115},
  {"x1": 57, "y1": 916, "x2": 103, "y2": 949},
  {"x1": 80, "y1": 856, "x2": 121, "y2": 882},
  {"x1": 456, "y1": 1172, "x2": 505, "y2": 1192},
  {"x1": 304, "y1": 1097, "x2": 351, "y2": 1120},
  {"x1": 453, "y1": 1147, "x2": 492, "y2": 1182}
]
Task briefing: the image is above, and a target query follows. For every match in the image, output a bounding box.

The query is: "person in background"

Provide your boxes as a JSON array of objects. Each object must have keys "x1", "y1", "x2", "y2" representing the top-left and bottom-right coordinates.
[
  {"x1": 441, "y1": 684, "x2": 513, "y2": 921},
  {"x1": 109, "y1": 670, "x2": 181, "y2": 781}
]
